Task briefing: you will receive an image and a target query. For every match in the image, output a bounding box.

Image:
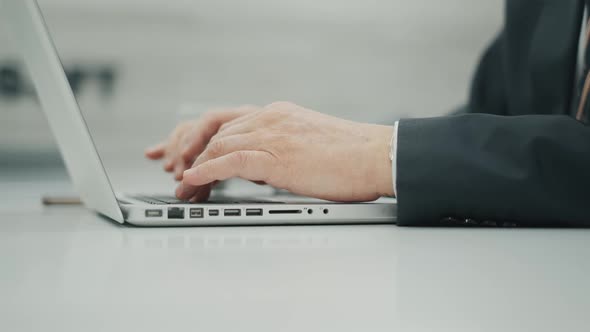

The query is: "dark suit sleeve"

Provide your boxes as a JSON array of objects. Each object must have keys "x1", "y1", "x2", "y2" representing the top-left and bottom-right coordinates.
[
  {"x1": 395, "y1": 114, "x2": 590, "y2": 226},
  {"x1": 394, "y1": 1, "x2": 588, "y2": 226}
]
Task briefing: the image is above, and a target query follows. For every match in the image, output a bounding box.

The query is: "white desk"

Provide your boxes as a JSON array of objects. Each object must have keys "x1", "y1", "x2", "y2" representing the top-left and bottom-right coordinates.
[{"x1": 1, "y1": 171, "x2": 590, "y2": 332}]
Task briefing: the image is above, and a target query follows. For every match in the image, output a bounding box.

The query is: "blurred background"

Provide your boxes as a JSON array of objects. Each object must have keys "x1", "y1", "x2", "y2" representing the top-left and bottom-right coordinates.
[{"x1": 0, "y1": 0, "x2": 502, "y2": 193}]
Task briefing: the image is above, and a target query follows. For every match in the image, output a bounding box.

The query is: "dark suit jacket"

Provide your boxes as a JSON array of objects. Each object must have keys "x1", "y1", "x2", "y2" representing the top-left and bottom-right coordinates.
[{"x1": 396, "y1": 0, "x2": 590, "y2": 226}]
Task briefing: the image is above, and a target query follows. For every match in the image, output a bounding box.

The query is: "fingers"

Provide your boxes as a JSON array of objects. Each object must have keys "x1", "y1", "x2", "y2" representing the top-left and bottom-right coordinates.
[
  {"x1": 212, "y1": 121, "x2": 258, "y2": 143},
  {"x1": 174, "y1": 160, "x2": 188, "y2": 181},
  {"x1": 175, "y1": 181, "x2": 213, "y2": 202},
  {"x1": 188, "y1": 183, "x2": 213, "y2": 203},
  {"x1": 210, "y1": 103, "x2": 286, "y2": 141},
  {"x1": 193, "y1": 133, "x2": 260, "y2": 168},
  {"x1": 163, "y1": 123, "x2": 190, "y2": 173},
  {"x1": 183, "y1": 151, "x2": 275, "y2": 187},
  {"x1": 146, "y1": 105, "x2": 262, "y2": 184},
  {"x1": 172, "y1": 108, "x2": 259, "y2": 180},
  {"x1": 176, "y1": 180, "x2": 219, "y2": 201},
  {"x1": 144, "y1": 143, "x2": 166, "y2": 160},
  {"x1": 216, "y1": 108, "x2": 263, "y2": 134},
  {"x1": 164, "y1": 159, "x2": 175, "y2": 172},
  {"x1": 179, "y1": 106, "x2": 259, "y2": 163},
  {"x1": 176, "y1": 134, "x2": 259, "y2": 199}
]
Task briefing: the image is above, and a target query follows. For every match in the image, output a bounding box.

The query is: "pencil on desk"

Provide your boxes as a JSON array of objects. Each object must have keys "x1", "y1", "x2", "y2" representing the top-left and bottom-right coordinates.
[{"x1": 41, "y1": 196, "x2": 82, "y2": 206}]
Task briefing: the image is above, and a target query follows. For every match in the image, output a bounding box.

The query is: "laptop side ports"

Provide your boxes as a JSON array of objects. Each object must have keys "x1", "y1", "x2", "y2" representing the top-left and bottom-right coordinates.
[
  {"x1": 167, "y1": 207, "x2": 185, "y2": 219},
  {"x1": 268, "y1": 209, "x2": 302, "y2": 215},
  {"x1": 189, "y1": 208, "x2": 203, "y2": 218},
  {"x1": 223, "y1": 209, "x2": 241, "y2": 216},
  {"x1": 246, "y1": 208, "x2": 263, "y2": 216},
  {"x1": 145, "y1": 209, "x2": 163, "y2": 218}
]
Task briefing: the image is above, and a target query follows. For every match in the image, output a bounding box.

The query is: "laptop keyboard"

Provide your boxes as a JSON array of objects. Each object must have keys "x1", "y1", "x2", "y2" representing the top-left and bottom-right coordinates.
[
  {"x1": 130, "y1": 195, "x2": 284, "y2": 205},
  {"x1": 131, "y1": 195, "x2": 184, "y2": 205}
]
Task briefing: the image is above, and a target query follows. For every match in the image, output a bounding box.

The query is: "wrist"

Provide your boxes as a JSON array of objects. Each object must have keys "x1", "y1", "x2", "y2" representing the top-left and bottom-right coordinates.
[{"x1": 367, "y1": 124, "x2": 394, "y2": 198}]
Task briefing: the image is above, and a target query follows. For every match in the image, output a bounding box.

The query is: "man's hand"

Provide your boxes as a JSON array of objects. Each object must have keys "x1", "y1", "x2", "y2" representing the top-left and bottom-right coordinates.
[
  {"x1": 145, "y1": 106, "x2": 257, "y2": 181},
  {"x1": 146, "y1": 102, "x2": 394, "y2": 202}
]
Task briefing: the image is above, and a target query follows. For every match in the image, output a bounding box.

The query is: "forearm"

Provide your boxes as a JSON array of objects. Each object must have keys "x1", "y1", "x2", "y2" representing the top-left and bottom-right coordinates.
[{"x1": 395, "y1": 114, "x2": 590, "y2": 226}]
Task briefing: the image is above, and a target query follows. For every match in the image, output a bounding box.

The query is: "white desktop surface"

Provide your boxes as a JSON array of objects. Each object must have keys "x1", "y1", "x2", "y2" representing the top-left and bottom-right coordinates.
[{"x1": 1, "y1": 171, "x2": 589, "y2": 332}]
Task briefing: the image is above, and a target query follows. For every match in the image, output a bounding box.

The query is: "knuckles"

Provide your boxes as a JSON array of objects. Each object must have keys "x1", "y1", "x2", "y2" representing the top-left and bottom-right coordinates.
[
  {"x1": 265, "y1": 101, "x2": 299, "y2": 117},
  {"x1": 218, "y1": 121, "x2": 232, "y2": 133},
  {"x1": 257, "y1": 101, "x2": 298, "y2": 123},
  {"x1": 206, "y1": 139, "x2": 226, "y2": 158},
  {"x1": 231, "y1": 151, "x2": 249, "y2": 167},
  {"x1": 191, "y1": 102, "x2": 302, "y2": 164}
]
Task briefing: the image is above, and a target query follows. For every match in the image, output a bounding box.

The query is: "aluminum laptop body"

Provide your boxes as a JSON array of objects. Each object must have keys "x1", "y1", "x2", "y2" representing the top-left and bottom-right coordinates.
[{"x1": 2, "y1": 0, "x2": 397, "y2": 226}]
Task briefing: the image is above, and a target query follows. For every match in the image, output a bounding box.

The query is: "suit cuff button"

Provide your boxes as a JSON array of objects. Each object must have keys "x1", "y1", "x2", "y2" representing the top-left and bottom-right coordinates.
[{"x1": 463, "y1": 218, "x2": 478, "y2": 226}]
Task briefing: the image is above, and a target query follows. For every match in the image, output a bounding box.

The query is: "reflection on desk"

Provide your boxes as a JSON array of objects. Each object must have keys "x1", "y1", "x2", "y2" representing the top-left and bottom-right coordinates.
[{"x1": 1, "y1": 204, "x2": 590, "y2": 331}]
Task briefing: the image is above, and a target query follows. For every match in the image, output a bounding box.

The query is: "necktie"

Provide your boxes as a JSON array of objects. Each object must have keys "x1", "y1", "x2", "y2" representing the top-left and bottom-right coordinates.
[{"x1": 576, "y1": 13, "x2": 590, "y2": 122}]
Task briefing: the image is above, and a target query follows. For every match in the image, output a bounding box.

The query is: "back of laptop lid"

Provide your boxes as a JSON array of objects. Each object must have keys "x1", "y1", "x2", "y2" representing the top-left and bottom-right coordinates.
[{"x1": 2, "y1": 0, "x2": 124, "y2": 223}]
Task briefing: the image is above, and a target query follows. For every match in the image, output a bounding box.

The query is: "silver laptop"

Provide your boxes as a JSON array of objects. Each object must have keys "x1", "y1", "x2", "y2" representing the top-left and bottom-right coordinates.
[{"x1": 2, "y1": 0, "x2": 397, "y2": 226}]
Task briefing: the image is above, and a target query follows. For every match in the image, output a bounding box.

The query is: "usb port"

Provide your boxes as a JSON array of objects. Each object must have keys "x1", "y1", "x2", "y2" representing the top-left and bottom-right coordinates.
[
  {"x1": 223, "y1": 209, "x2": 241, "y2": 216},
  {"x1": 208, "y1": 209, "x2": 219, "y2": 216},
  {"x1": 167, "y1": 207, "x2": 184, "y2": 219},
  {"x1": 189, "y1": 208, "x2": 203, "y2": 218},
  {"x1": 145, "y1": 209, "x2": 163, "y2": 217},
  {"x1": 246, "y1": 208, "x2": 263, "y2": 216}
]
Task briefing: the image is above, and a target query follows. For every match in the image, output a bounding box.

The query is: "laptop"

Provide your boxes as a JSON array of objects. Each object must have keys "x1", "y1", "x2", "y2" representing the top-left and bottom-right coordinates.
[{"x1": 2, "y1": 0, "x2": 397, "y2": 226}]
